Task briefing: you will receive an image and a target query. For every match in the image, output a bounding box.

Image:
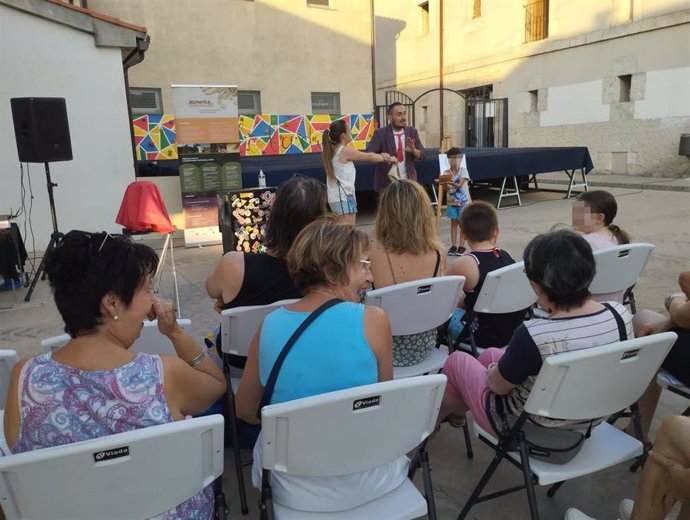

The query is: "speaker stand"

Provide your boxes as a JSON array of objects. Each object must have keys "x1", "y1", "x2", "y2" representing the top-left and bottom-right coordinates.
[{"x1": 24, "y1": 162, "x2": 63, "y2": 302}]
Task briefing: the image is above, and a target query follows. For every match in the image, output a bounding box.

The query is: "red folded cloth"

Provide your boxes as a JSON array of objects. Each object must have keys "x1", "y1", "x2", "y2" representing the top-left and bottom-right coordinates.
[{"x1": 115, "y1": 181, "x2": 176, "y2": 234}]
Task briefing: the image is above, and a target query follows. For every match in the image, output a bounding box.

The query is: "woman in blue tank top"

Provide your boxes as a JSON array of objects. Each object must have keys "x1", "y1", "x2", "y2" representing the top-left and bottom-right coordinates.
[{"x1": 236, "y1": 220, "x2": 408, "y2": 512}]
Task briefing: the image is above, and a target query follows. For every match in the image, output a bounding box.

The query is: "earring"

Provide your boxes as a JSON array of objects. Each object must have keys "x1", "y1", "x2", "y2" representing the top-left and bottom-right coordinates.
[{"x1": 113, "y1": 315, "x2": 119, "y2": 321}]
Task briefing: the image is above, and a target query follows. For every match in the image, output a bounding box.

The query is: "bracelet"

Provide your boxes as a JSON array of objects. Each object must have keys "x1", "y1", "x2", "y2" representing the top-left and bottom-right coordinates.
[
  {"x1": 665, "y1": 292, "x2": 686, "y2": 310},
  {"x1": 188, "y1": 349, "x2": 208, "y2": 367}
]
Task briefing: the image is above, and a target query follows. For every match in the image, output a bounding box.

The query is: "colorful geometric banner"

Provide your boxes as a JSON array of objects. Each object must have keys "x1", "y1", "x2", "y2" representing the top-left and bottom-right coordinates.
[
  {"x1": 132, "y1": 114, "x2": 178, "y2": 160},
  {"x1": 238, "y1": 113, "x2": 376, "y2": 157}
]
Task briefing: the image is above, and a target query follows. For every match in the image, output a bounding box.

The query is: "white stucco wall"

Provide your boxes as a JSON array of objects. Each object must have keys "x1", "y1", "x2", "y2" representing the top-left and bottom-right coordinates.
[
  {"x1": 0, "y1": 5, "x2": 136, "y2": 251},
  {"x1": 540, "y1": 80, "x2": 610, "y2": 126},
  {"x1": 635, "y1": 67, "x2": 690, "y2": 119}
]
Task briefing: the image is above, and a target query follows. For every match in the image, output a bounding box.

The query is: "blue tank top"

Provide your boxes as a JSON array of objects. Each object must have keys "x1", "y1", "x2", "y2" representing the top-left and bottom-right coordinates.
[{"x1": 259, "y1": 302, "x2": 378, "y2": 404}]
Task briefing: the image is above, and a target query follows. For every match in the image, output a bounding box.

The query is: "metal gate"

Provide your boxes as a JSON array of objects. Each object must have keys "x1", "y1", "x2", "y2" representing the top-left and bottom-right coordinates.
[
  {"x1": 375, "y1": 90, "x2": 415, "y2": 128},
  {"x1": 376, "y1": 89, "x2": 508, "y2": 148},
  {"x1": 466, "y1": 98, "x2": 508, "y2": 148}
]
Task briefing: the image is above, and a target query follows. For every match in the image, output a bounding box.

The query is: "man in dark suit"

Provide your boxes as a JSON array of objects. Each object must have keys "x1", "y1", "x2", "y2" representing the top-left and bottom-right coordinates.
[{"x1": 366, "y1": 102, "x2": 425, "y2": 193}]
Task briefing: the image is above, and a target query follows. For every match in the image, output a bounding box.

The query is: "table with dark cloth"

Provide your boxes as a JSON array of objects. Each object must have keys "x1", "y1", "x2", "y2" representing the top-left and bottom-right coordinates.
[
  {"x1": 138, "y1": 146, "x2": 593, "y2": 198},
  {"x1": 458, "y1": 147, "x2": 593, "y2": 181},
  {"x1": 0, "y1": 223, "x2": 28, "y2": 279},
  {"x1": 237, "y1": 147, "x2": 592, "y2": 192}
]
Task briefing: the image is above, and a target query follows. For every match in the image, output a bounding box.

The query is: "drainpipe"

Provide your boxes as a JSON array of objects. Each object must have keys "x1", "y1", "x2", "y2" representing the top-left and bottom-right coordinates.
[
  {"x1": 370, "y1": 0, "x2": 377, "y2": 122},
  {"x1": 439, "y1": 0, "x2": 444, "y2": 149},
  {"x1": 122, "y1": 36, "x2": 151, "y2": 173}
]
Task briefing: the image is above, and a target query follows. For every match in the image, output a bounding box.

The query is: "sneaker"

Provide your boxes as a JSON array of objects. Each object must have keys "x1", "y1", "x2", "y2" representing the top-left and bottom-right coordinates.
[
  {"x1": 618, "y1": 499, "x2": 633, "y2": 520},
  {"x1": 448, "y1": 246, "x2": 457, "y2": 256},
  {"x1": 564, "y1": 509, "x2": 596, "y2": 520},
  {"x1": 0, "y1": 277, "x2": 22, "y2": 291},
  {"x1": 455, "y1": 246, "x2": 466, "y2": 255}
]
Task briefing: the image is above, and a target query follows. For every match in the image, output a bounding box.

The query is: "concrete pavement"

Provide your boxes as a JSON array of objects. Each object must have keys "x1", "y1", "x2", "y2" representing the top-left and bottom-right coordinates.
[{"x1": 1, "y1": 177, "x2": 688, "y2": 519}]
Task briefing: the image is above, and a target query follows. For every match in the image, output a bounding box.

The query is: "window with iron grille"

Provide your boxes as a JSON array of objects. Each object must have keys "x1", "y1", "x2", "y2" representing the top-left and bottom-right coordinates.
[
  {"x1": 129, "y1": 88, "x2": 163, "y2": 115},
  {"x1": 525, "y1": 0, "x2": 549, "y2": 43},
  {"x1": 238, "y1": 90, "x2": 262, "y2": 115},
  {"x1": 311, "y1": 92, "x2": 340, "y2": 115}
]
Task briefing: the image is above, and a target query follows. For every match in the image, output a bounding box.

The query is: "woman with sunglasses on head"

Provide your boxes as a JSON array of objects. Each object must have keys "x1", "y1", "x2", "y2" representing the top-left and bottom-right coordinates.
[
  {"x1": 321, "y1": 119, "x2": 396, "y2": 226},
  {"x1": 236, "y1": 219, "x2": 408, "y2": 512},
  {"x1": 572, "y1": 189, "x2": 631, "y2": 303},
  {"x1": 3, "y1": 231, "x2": 226, "y2": 520}
]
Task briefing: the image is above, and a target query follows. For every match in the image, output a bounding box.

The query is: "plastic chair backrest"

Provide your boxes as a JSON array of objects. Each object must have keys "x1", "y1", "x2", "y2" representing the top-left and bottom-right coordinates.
[
  {"x1": 261, "y1": 374, "x2": 446, "y2": 477},
  {"x1": 0, "y1": 350, "x2": 18, "y2": 407},
  {"x1": 473, "y1": 261, "x2": 537, "y2": 314},
  {"x1": 0, "y1": 414, "x2": 223, "y2": 520},
  {"x1": 41, "y1": 320, "x2": 192, "y2": 357},
  {"x1": 525, "y1": 332, "x2": 677, "y2": 421},
  {"x1": 364, "y1": 276, "x2": 465, "y2": 336},
  {"x1": 589, "y1": 243, "x2": 654, "y2": 295},
  {"x1": 220, "y1": 299, "x2": 299, "y2": 357}
]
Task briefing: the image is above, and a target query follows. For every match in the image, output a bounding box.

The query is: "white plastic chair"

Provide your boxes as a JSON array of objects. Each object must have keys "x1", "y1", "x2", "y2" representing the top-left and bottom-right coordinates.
[
  {"x1": 259, "y1": 374, "x2": 447, "y2": 520},
  {"x1": 219, "y1": 298, "x2": 299, "y2": 516},
  {"x1": 453, "y1": 261, "x2": 536, "y2": 356},
  {"x1": 0, "y1": 349, "x2": 18, "y2": 408},
  {"x1": 0, "y1": 414, "x2": 224, "y2": 520},
  {"x1": 41, "y1": 319, "x2": 192, "y2": 356},
  {"x1": 0, "y1": 350, "x2": 18, "y2": 456},
  {"x1": 457, "y1": 332, "x2": 677, "y2": 520},
  {"x1": 589, "y1": 243, "x2": 655, "y2": 308},
  {"x1": 657, "y1": 370, "x2": 690, "y2": 416},
  {"x1": 364, "y1": 276, "x2": 465, "y2": 378}
]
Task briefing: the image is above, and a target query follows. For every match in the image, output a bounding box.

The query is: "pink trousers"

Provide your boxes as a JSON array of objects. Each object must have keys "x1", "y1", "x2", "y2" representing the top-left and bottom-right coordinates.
[{"x1": 442, "y1": 348, "x2": 505, "y2": 434}]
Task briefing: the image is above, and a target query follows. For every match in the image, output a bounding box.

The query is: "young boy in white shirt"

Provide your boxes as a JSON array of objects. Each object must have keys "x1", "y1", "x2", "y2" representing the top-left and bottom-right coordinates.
[{"x1": 442, "y1": 147, "x2": 472, "y2": 255}]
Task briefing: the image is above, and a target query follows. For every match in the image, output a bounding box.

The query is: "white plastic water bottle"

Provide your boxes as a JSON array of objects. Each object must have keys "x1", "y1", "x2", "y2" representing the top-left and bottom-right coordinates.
[{"x1": 258, "y1": 169, "x2": 266, "y2": 188}]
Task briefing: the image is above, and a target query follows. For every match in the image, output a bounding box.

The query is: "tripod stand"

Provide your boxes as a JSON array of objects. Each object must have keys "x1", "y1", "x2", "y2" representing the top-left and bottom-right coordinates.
[{"x1": 25, "y1": 162, "x2": 63, "y2": 302}]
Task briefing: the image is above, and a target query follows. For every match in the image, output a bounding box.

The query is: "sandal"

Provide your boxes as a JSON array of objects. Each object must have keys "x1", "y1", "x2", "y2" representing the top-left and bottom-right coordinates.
[{"x1": 442, "y1": 414, "x2": 467, "y2": 428}]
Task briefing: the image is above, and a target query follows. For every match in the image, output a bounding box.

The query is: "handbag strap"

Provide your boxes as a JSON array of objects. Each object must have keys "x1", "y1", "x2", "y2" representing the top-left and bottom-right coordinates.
[
  {"x1": 602, "y1": 302, "x2": 628, "y2": 342},
  {"x1": 257, "y1": 298, "x2": 343, "y2": 418}
]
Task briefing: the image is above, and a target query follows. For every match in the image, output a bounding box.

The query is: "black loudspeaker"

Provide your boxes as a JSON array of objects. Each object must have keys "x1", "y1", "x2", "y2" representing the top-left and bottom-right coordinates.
[{"x1": 10, "y1": 97, "x2": 73, "y2": 163}]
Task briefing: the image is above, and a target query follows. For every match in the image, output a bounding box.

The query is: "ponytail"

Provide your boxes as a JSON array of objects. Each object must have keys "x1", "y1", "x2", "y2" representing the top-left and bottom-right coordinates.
[
  {"x1": 321, "y1": 129, "x2": 337, "y2": 182},
  {"x1": 321, "y1": 119, "x2": 349, "y2": 183},
  {"x1": 607, "y1": 224, "x2": 630, "y2": 245}
]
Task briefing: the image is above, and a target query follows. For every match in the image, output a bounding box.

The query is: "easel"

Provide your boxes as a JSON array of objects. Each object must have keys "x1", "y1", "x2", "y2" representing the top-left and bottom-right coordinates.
[{"x1": 434, "y1": 180, "x2": 446, "y2": 233}]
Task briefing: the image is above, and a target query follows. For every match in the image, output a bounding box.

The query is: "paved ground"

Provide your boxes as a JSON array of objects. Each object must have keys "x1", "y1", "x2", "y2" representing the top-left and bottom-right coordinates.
[{"x1": 1, "y1": 177, "x2": 688, "y2": 519}]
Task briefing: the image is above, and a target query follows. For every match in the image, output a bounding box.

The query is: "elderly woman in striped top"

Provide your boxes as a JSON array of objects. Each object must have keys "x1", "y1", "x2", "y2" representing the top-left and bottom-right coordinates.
[{"x1": 438, "y1": 229, "x2": 633, "y2": 435}]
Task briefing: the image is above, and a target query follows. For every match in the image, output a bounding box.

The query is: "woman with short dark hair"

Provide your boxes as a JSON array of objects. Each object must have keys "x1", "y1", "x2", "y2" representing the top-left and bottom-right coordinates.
[
  {"x1": 4, "y1": 231, "x2": 226, "y2": 520},
  {"x1": 438, "y1": 230, "x2": 634, "y2": 435},
  {"x1": 206, "y1": 175, "x2": 328, "y2": 368},
  {"x1": 207, "y1": 175, "x2": 328, "y2": 313},
  {"x1": 236, "y1": 219, "x2": 407, "y2": 512}
]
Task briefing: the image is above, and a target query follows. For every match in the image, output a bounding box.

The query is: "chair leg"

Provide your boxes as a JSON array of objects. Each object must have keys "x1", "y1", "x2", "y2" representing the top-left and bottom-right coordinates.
[
  {"x1": 462, "y1": 422, "x2": 474, "y2": 459},
  {"x1": 629, "y1": 402, "x2": 648, "y2": 472},
  {"x1": 259, "y1": 471, "x2": 275, "y2": 520},
  {"x1": 226, "y1": 375, "x2": 249, "y2": 515},
  {"x1": 517, "y1": 435, "x2": 540, "y2": 520},
  {"x1": 213, "y1": 476, "x2": 229, "y2": 520},
  {"x1": 546, "y1": 481, "x2": 564, "y2": 498},
  {"x1": 419, "y1": 444, "x2": 438, "y2": 520},
  {"x1": 457, "y1": 450, "x2": 506, "y2": 520}
]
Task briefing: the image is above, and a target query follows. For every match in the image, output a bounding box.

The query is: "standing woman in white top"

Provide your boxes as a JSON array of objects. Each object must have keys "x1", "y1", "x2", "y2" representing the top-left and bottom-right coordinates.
[{"x1": 321, "y1": 119, "x2": 396, "y2": 226}]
